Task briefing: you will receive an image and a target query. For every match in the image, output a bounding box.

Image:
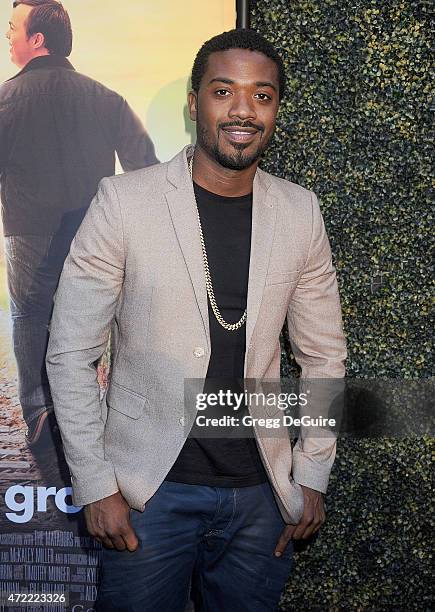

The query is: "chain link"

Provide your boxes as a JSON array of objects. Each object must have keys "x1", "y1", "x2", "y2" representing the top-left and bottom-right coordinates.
[{"x1": 188, "y1": 154, "x2": 247, "y2": 331}]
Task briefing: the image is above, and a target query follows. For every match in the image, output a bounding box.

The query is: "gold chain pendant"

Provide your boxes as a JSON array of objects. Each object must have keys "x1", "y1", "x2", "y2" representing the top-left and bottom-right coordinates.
[{"x1": 188, "y1": 154, "x2": 247, "y2": 331}]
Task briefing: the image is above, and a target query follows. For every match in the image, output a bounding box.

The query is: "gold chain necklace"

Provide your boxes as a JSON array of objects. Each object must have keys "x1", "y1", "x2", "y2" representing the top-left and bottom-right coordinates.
[{"x1": 188, "y1": 154, "x2": 247, "y2": 331}]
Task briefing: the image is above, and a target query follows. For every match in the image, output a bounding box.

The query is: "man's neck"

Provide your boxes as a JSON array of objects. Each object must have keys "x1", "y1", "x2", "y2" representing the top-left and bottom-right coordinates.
[
  {"x1": 191, "y1": 146, "x2": 257, "y2": 197},
  {"x1": 21, "y1": 50, "x2": 50, "y2": 69}
]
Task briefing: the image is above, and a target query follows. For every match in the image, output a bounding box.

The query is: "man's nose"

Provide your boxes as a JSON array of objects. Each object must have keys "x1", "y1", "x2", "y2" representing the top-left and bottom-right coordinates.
[{"x1": 228, "y1": 93, "x2": 256, "y2": 121}]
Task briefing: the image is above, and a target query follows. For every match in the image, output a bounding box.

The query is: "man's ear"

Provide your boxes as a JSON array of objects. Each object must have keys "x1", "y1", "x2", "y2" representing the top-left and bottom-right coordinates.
[
  {"x1": 32, "y1": 32, "x2": 46, "y2": 51},
  {"x1": 188, "y1": 91, "x2": 198, "y2": 122}
]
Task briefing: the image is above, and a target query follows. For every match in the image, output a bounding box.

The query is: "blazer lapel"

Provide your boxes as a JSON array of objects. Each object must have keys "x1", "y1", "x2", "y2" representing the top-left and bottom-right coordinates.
[
  {"x1": 246, "y1": 168, "x2": 277, "y2": 351},
  {"x1": 165, "y1": 147, "x2": 210, "y2": 347},
  {"x1": 164, "y1": 147, "x2": 276, "y2": 353}
]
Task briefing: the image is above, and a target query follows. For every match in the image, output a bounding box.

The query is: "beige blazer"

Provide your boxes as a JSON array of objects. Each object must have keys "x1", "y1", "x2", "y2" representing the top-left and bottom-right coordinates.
[{"x1": 46, "y1": 145, "x2": 347, "y2": 524}]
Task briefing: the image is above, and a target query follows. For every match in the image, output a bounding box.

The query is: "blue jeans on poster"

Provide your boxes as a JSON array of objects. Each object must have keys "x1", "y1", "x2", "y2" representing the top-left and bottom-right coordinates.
[
  {"x1": 4, "y1": 234, "x2": 73, "y2": 427},
  {"x1": 95, "y1": 480, "x2": 294, "y2": 612}
]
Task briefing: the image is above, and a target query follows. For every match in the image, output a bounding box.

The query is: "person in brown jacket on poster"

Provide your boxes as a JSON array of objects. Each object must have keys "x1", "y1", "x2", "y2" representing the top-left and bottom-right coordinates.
[{"x1": 0, "y1": 0, "x2": 158, "y2": 447}]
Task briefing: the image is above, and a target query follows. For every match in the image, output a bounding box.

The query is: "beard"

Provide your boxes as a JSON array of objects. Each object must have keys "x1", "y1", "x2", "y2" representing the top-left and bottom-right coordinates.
[{"x1": 196, "y1": 116, "x2": 273, "y2": 171}]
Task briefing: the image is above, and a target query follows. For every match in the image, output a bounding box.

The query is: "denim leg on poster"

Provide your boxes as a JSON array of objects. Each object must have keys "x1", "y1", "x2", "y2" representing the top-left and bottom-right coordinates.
[
  {"x1": 4, "y1": 234, "x2": 72, "y2": 427},
  {"x1": 95, "y1": 480, "x2": 293, "y2": 612}
]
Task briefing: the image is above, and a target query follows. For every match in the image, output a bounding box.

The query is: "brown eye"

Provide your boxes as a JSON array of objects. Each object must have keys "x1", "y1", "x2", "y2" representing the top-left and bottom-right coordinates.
[{"x1": 255, "y1": 93, "x2": 271, "y2": 101}]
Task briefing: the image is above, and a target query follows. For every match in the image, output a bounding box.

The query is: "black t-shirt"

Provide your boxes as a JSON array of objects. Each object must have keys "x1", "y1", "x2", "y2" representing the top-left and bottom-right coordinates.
[{"x1": 165, "y1": 182, "x2": 268, "y2": 487}]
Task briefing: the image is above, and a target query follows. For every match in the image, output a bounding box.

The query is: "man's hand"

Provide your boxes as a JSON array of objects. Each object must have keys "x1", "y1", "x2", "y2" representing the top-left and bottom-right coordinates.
[
  {"x1": 274, "y1": 485, "x2": 326, "y2": 557},
  {"x1": 84, "y1": 491, "x2": 139, "y2": 552}
]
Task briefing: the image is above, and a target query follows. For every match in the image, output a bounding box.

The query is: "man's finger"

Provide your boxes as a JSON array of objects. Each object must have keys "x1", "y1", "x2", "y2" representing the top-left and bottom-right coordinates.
[
  {"x1": 99, "y1": 533, "x2": 115, "y2": 550},
  {"x1": 300, "y1": 519, "x2": 320, "y2": 540},
  {"x1": 118, "y1": 511, "x2": 139, "y2": 552},
  {"x1": 310, "y1": 520, "x2": 323, "y2": 536},
  {"x1": 292, "y1": 514, "x2": 314, "y2": 540},
  {"x1": 122, "y1": 525, "x2": 139, "y2": 552},
  {"x1": 108, "y1": 533, "x2": 127, "y2": 552},
  {"x1": 307, "y1": 508, "x2": 326, "y2": 537},
  {"x1": 274, "y1": 525, "x2": 296, "y2": 556},
  {"x1": 300, "y1": 504, "x2": 326, "y2": 539}
]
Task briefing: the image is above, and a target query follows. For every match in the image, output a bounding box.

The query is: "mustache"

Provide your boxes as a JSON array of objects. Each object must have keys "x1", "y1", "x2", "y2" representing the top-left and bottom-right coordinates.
[{"x1": 219, "y1": 121, "x2": 265, "y2": 133}]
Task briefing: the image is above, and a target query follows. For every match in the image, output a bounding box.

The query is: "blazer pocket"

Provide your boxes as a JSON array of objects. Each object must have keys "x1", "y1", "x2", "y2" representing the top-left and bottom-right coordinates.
[
  {"x1": 106, "y1": 381, "x2": 147, "y2": 419},
  {"x1": 265, "y1": 270, "x2": 301, "y2": 286}
]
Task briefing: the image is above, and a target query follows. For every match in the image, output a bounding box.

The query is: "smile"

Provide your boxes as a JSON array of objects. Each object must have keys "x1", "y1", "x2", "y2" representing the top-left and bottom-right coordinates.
[{"x1": 221, "y1": 128, "x2": 259, "y2": 143}]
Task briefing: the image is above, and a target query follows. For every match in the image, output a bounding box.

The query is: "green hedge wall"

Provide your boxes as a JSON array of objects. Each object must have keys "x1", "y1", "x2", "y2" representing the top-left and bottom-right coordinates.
[{"x1": 250, "y1": 1, "x2": 433, "y2": 609}]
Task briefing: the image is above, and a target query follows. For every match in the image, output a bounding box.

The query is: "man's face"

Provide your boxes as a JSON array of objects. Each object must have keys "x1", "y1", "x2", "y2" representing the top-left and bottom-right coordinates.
[
  {"x1": 6, "y1": 4, "x2": 39, "y2": 68},
  {"x1": 189, "y1": 48, "x2": 280, "y2": 171}
]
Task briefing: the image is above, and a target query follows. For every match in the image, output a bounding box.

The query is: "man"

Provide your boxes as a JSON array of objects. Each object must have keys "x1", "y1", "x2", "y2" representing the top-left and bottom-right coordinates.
[
  {"x1": 0, "y1": 0, "x2": 158, "y2": 446},
  {"x1": 46, "y1": 29, "x2": 347, "y2": 611}
]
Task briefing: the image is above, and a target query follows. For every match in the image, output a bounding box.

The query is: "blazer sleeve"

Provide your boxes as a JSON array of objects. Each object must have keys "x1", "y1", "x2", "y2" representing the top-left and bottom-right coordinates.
[
  {"x1": 46, "y1": 177, "x2": 124, "y2": 507},
  {"x1": 115, "y1": 97, "x2": 159, "y2": 171},
  {"x1": 286, "y1": 191, "x2": 347, "y2": 494}
]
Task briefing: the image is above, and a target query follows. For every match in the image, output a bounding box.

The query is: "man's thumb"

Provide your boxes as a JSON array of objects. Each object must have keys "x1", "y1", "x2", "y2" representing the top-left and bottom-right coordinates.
[{"x1": 124, "y1": 528, "x2": 139, "y2": 552}]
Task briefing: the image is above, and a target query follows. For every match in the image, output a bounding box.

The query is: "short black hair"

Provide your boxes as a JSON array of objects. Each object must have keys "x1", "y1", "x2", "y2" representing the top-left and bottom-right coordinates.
[
  {"x1": 191, "y1": 29, "x2": 286, "y2": 101},
  {"x1": 13, "y1": 0, "x2": 72, "y2": 57}
]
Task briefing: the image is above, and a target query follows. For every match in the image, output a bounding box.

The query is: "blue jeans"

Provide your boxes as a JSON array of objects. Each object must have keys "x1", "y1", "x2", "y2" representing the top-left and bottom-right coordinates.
[
  {"x1": 96, "y1": 480, "x2": 294, "y2": 612},
  {"x1": 4, "y1": 234, "x2": 73, "y2": 427}
]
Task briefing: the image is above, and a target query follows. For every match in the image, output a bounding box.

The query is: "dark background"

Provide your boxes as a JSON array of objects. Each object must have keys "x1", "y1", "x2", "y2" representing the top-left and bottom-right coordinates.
[{"x1": 250, "y1": 0, "x2": 432, "y2": 609}]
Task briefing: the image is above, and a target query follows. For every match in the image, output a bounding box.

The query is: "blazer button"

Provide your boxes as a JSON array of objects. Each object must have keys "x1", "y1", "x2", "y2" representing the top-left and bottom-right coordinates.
[{"x1": 193, "y1": 347, "x2": 205, "y2": 358}]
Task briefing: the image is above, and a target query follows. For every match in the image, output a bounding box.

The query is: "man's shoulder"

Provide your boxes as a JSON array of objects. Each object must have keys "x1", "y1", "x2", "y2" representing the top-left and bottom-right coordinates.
[
  {"x1": 0, "y1": 67, "x2": 124, "y2": 106},
  {"x1": 67, "y1": 70, "x2": 123, "y2": 99},
  {"x1": 104, "y1": 162, "x2": 168, "y2": 196},
  {"x1": 259, "y1": 168, "x2": 316, "y2": 210},
  {"x1": 0, "y1": 75, "x2": 19, "y2": 103}
]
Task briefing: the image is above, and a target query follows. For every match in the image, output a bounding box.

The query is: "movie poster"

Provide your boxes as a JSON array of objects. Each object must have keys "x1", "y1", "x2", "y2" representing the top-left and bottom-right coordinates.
[{"x1": 0, "y1": 2, "x2": 235, "y2": 610}]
